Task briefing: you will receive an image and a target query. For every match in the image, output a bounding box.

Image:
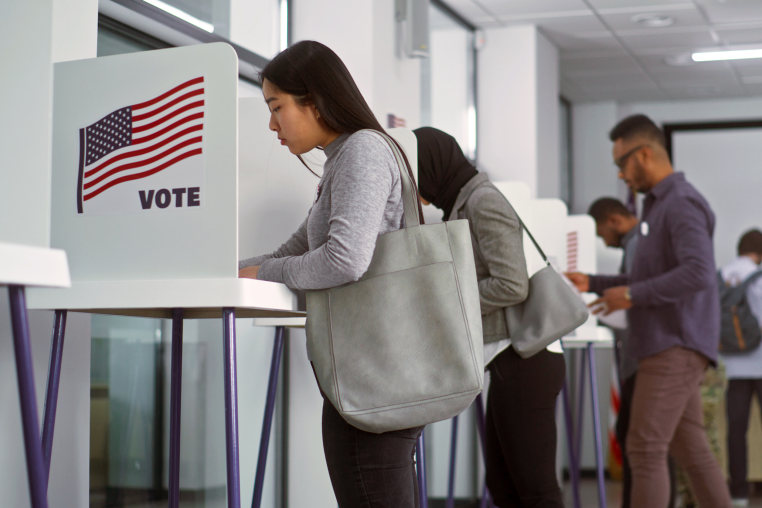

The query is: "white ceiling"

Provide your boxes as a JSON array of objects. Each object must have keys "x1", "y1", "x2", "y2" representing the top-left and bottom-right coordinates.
[{"x1": 441, "y1": 0, "x2": 762, "y2": 103}]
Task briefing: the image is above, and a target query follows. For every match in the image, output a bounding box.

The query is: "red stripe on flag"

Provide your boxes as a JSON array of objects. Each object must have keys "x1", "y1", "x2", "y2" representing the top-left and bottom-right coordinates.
[
  {"x1": 85, "y1": 124, "x2": 203, "y2": 179},
  {"x1": 132, "y1": 100, "x2": 204, "y2": 134},
  {"x1": 83, "y1": 136, "x2": 202, "y2": 190},
  {"x1": 132, "y1": 88, "x2": 204, "y2": 122},
  {"x1": 83, "y1": 148, "x2": 203, "y2": 201},
  {"x1": 132, "y1": 112, "x2": 204, "y2": 145},
  {"x1": 131, "y1": 76, "x2": 204, "y2": 110}
]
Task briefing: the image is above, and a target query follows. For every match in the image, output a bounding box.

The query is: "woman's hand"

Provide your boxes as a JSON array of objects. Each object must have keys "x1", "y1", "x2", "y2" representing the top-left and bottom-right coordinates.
[{"x1": 239, "y1": 266, "x2": 260, "y2": 279}]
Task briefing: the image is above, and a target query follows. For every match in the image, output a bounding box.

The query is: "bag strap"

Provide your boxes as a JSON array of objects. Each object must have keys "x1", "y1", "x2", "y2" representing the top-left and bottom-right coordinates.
[
  {"x1": 376, "y1": 131, "x2": 425, "y2": 227},
  {"x1": 741, "y1": 269, "x2": 762, "y2": 289},
  {"x1": 494, "y1": 192, "x2": 551, "y2": 267}
]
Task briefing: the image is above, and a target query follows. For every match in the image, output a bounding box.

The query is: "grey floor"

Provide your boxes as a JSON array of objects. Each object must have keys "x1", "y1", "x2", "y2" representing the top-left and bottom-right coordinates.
[
  {"x1": 92, "y1": 478, "x2": 762, "y2": 507},
  {"x1": 564, "y1": 477, "x2": 762, "y2": 508}
]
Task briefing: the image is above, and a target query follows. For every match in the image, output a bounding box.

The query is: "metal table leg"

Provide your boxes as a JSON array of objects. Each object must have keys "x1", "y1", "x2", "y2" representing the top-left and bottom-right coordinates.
[
  {"x1": 473, "y1": 393, "x2": 493, "y2": 508},
  {"x1": 252, "y1": 326, "x2": 285, "y2": 508},
  {"x1": 8, "y1": 285, "x2": 49, "y2": 508},
  {"x1": 575, "y1": 348, "x2": 586, "y2": 466},
  {"x1": 416, "y1": 431, "x2": 428, "y2": 508},
  {"x1": 562, "y1": 379, "x2": 581, "y2": 508},
  {"x1": 42, "y1": 309, "x2": 67, "y2": 483},
  {"x1": 587, "y1": 342, "x2": 607, "y2": 508},
  {"x1": 446, "y1": 415, "x2": 458, "y2": 508},
  {"x1": 168, "y1": 309, "x2": 183, "y2": 508},
  {"x1": 222, "y1": 308, "x2": 241, "y2": 508}
]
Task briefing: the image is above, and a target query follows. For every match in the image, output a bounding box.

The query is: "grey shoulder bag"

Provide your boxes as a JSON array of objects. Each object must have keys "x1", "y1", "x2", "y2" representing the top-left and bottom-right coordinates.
[
  {"x1": 305, "y1": 131, "x2": 484, "y2": 434},
  {"x1": 505, "y1": 212, "x2": 589, "y2": 359}
]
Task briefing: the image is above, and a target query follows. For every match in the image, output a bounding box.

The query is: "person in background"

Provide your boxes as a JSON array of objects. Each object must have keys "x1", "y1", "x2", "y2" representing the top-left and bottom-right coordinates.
[
  {"x1": 586, "y1": 197, "x2": 641, "y2": 507},
  {"x1": 239, "y1": 40, "x2": 423, "y2": 507},
  {"x1": 720, "y1": 228, "x2": 762, "y2": 507},
  {"x1": 414, "y1": 126, "x2": 565, "y2": 507},
  {"x1": 566, "y1": 114, "x2": 731, "y2": 507}
]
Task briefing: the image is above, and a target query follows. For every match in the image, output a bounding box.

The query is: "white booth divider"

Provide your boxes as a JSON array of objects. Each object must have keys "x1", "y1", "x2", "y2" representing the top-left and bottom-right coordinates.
[{"x1": 24, "y1": 42, "x2": 308, "y2": 508}]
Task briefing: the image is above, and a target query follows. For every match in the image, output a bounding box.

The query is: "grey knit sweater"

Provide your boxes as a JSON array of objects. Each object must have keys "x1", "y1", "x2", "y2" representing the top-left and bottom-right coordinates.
[{"x1": 239, "y1": 130, "x2": 403, "y2": 290}]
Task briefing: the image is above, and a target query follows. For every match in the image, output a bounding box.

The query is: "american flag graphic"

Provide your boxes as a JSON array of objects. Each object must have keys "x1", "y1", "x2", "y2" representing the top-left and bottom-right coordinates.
[
  {"x1": 77, "y1": 76, "x2": 205, "y2": 213},
  {"x1": 566, "y1": 231, "x2": 579, "y2": 272}
]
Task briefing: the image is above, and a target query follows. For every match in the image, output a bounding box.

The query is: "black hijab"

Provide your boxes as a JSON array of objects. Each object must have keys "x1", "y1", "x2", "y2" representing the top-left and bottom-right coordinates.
[{"x1": 413, "y1": 127, "x2": 478, "y2": 220}]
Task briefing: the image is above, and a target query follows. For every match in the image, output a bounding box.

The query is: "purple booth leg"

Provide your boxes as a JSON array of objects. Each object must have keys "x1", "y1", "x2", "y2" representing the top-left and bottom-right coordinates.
[
  {"x1": 562, "y1": 379, "x2": 581, "y2": 508},
  {"x1": 8, "y1": 285, "x2": 49, "y2": 508},
  {"x1": 416, "y1": 431, "x2": 429, "y2": 508},
  {"x1": 587, "y1": 342, "x2": 607, "y2": 508},
  {"x1": 42, "y1": 309, "x2": 67, "y2": 483},
  {"x1": 168, "y1": 309, "x2": 183, "y2": 508},
  {"x1": 473, "y1": 393, "x2": 494, "y2": 508},
  {"x1": 252, "y1": 326, "x2": 285, "y2": 508},
  {"x1": 575, "y1": 348, "x2": 586, "y2": 463},
  {"x1": 222, "y1": 308, "x2": 241, "y2": 508},
  {"x1": 446, "y1": 415, "x2": 458, "y2": 508}
]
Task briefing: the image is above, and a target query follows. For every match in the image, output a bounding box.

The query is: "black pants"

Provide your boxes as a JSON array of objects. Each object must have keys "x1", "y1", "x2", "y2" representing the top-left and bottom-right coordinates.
[
  {"x1": 484, "y1": 346, "x2": 565, "y2": 508},
  {"x1": 322, "y1": 400, "x2": 424, "y2": 508},
  {"x1": 726, "y1": 378, "x2": 762, "y2": 499}
]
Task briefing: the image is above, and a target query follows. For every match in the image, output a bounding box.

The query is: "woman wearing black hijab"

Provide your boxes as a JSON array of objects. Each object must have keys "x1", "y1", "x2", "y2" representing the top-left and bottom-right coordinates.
[{"x1": 414, "y1": 127, "x2": 566, "y2": 507}]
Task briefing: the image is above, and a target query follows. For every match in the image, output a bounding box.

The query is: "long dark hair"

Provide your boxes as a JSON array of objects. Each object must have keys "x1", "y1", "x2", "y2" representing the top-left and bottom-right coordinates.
[
  {"x1": 260, "y1": 40, "x2": 384, "y2": 135},
  {"x1": 260, "y1": 41, "x2": 421, "y2": 220}
]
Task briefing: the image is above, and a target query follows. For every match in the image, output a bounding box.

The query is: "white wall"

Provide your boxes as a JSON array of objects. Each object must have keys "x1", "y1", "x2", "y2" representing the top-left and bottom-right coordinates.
[
  {"x1": 672, "y1": 128, "x2": 762, "y2": 267},
  {"x1": 429, "y1": 27, "x2": 471, "y2": 150},
  {"x1": 1, "y1": 1, "x2": 54, "y2": 247},
  {"x1": 570, "y1": 102, "x2": 621, "y2": 214},
  {"x1": 570, "y1": 95, "x2": 762, "y2": 215},
  {"x1": 478, "y1": 25, "x2": 537, "y2": 189},
  {"x1": 0, "y1": 1, "x2": 96, "y2": 507},
  {"x1": 536, "y1": 32, "x2": 560, "y2": 200},
  {"x1": 477, "y1": 25, "x2": 560, "y2": 199},
  {"x1": 290, "y1": 0, "x2": 421, "y2": 130}
]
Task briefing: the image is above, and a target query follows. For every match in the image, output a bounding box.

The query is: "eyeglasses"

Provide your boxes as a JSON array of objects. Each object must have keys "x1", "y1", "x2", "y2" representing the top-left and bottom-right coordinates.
[{"x1": 614, "y1": 144, "x2": 647, "y2": 170}]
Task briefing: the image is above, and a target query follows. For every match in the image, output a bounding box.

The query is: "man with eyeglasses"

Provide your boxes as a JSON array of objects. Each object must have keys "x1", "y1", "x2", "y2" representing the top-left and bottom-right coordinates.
[{"x1": 567, "y1": 114, "x2": 731, "y2": 507}]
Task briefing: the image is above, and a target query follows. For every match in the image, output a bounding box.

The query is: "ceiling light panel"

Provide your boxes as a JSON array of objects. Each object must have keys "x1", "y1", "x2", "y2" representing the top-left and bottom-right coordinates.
[{"x1": 697, "y1": 0, "x2": 762, "y2": 24}]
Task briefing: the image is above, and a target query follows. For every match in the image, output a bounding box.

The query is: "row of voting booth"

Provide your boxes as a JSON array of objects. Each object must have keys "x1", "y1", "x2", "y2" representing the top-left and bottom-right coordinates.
[{"x1": 3, "y1": 42, "x2": 615, "y2": 508}]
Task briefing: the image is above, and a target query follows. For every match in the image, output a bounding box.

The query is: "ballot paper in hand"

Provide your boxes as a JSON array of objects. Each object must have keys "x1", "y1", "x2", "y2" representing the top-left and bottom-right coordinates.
[{"x1": 596, "y1": 308, "x2": 627, "y2": 329}]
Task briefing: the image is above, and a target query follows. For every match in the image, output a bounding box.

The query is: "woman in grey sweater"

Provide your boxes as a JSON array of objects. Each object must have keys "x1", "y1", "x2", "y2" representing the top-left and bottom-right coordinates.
[
  {"x1": 414, "y1": 127, "x2": 565, "y2": 508},
  {"x1": 239, "y1": 41, "x2": 423, "y2": 507}
]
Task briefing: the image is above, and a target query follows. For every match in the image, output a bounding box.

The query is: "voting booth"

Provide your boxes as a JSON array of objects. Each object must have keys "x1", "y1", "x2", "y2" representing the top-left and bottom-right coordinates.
[{"x1": 26, "y1": 43, "x2": 305, "y2": 508}]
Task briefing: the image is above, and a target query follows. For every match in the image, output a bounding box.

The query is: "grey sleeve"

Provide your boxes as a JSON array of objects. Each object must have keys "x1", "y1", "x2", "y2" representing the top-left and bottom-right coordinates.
[
  {"x1": 468, "y1": 190, "x2": 529, "y2": 315},
  {"x1": 238, "y1": 217, "x2": 309, "y2": 270},
  {"x1": 257, "y1": 133, "x2": 397, "y2": 289}
]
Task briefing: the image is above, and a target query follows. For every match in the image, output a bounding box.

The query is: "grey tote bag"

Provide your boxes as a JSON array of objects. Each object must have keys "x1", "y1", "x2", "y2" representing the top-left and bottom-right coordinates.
[
  {"x1": 305, "y1": 131, "x2": 484, "y2": 434},
  {"x1": 505, "y1": 213, "x2": 589, "y2": 359}
]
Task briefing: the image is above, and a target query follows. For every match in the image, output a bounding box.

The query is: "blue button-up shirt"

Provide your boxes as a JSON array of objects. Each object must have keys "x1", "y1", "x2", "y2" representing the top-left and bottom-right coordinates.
[{"x1": 590, "y1": 172, "x2": 719, "y2": 364}]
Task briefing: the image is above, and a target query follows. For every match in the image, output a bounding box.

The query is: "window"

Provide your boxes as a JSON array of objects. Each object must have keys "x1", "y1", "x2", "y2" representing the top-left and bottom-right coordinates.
[{"x1": 99, "y1": 0, "x2": 284, "y2": 83}]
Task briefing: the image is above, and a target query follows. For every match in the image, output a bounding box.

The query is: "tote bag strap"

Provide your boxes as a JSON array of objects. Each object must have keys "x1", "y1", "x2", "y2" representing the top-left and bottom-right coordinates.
[
  {"x1": 495, "y1": 193, "x2": 551, "y2": 267},
  {"x1": 376, "y1": 131, "x2": 425, "y2": 228}
]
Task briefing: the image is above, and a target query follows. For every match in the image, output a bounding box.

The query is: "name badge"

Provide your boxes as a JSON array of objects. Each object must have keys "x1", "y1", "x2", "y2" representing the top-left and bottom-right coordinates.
[{"x1": 641, "y1": 222, "x2": 649, "y2": 236}]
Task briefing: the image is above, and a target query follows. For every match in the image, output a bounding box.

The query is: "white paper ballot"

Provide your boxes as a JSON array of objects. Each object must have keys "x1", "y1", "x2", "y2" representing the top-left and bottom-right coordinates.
[{"x1": 596, "y1": 308, "x2": 628, "y2": 329}]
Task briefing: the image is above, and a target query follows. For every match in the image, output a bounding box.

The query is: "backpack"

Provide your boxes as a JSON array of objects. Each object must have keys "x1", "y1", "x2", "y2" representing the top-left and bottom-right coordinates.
[{"x1": 718, "y1": 270, "x2": 762, "y2": 354}]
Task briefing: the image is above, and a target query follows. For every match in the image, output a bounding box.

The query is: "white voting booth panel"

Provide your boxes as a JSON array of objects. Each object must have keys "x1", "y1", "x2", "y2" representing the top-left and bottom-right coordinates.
[
  {"x1": 27, "y1": 43, "x2": 299, "y2": 318},
  {"x1": 0, "y1": 242, "x2": 70, "y2": 288},
  {"x1": 50, "y1": 42, "x2": 238, "y2": 281},
  {"x1": 564, "y1": 214, "x2": 601, "y2": 337}
]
